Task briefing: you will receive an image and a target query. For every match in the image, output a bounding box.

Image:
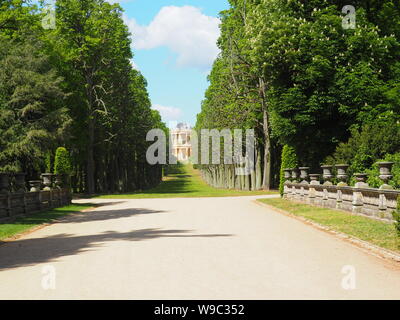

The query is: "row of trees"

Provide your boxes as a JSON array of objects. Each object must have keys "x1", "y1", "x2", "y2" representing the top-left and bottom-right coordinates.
[
  {"x1": 195, "y1": 0, "x2": 400, "y2": 190},
  {"x1": 0, "y1": 0, "x2": 166, "y2": 194}
]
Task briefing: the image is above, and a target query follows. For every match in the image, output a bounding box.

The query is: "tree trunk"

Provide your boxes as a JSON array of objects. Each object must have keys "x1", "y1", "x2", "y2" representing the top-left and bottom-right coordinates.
[
  {"x1": 259, "y1": 77, "x2": 271, "y2": 190},
  {"x1": 85, "y1": 72, "x2": 96, "y2": 195},
  {"x1": 86, "y1": 116, "x2": 95, "y2": 194},
  {"x1": 256, "y1": 148, "x2": 262, "y2": 190}
]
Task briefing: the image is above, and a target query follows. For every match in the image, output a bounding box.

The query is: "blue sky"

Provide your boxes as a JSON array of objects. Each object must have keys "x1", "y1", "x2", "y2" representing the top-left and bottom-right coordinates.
[{"x1": 115, "y1": 0, "x2": 230, "y2": 127}]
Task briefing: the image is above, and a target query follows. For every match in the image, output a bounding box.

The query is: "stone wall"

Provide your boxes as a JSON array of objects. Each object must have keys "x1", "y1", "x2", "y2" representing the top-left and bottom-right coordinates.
[
  {"x1": 0, "y1": 173, "x2": 71, "y2": 221},
  {"x1": 284, "y1": 182, "x2": 399, "y2": 222},
  {"x1": 283, "y1": 163, "x2": 400, "y2": 222}
]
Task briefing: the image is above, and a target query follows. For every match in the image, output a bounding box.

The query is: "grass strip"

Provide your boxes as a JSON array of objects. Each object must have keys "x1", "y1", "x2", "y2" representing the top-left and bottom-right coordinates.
[
  {"x1": 0, "y1": 203, "x2": 93, "y2": 241},
  {"x1": 258, "y1": 198, "x2": 400, "y2": 254},
  {"x1": 97, "y1": 164, "x2": 278, "y2": 199}
]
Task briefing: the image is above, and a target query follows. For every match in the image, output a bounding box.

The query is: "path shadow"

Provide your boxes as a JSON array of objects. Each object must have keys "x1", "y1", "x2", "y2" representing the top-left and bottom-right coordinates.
[
  {"x1": 56, "y1": 207, "x2": 167, "y2": 224},
  {"x1": 0, "y1": 228, "x2": 233, "y2": 270},
  {"x1": 0, "y1": 202, "x2": 126, "y2": 225}
]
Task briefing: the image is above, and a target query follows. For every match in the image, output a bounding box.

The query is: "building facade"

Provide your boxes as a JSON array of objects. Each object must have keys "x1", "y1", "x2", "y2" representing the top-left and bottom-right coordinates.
[{"x1": 171, "y1": 123, "x2": 192, "y2": 162}]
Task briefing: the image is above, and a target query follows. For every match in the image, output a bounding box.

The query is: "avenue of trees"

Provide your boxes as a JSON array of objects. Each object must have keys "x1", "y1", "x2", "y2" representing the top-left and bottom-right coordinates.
[
  {"x1": 0, "y1": 0, "x2": 166, "y2": 194},
  {"x1": 196, "y1": 0, "x2": 400, "y2": 190}
]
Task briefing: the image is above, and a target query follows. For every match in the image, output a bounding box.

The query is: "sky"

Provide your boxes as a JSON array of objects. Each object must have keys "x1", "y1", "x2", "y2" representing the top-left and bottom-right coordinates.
[{"x1": 111, "y1": 0, "x2": 230, "y2": 127}]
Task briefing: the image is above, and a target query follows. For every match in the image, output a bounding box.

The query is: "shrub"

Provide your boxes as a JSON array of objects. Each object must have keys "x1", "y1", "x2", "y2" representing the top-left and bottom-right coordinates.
[
  {"x1": 328, "y1": 118, "x2": 400, "y2": 172},
  {"x1": 365, "y1": 153, "x2": 400, "y2": 189},
  {"x1": 45, "y1": 152, "x2": 52, "y2": 173},
  {"x1": 54, "y1": 147, "x2": 72, "y2": 175},
  {"x1": 279, "y1": 145, "x2": 298, "y2": 196}
]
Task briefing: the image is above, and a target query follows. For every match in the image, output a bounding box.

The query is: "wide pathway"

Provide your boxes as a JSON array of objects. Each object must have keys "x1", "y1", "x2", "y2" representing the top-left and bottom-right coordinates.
[{"x1": 0, "y1": 195, "x2": 400, "y2": 299}]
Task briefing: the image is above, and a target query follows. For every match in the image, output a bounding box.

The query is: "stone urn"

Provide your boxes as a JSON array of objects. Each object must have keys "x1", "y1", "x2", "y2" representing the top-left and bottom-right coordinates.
[
  {"x1": 13, "y1": 173, "x2": 27, "y2": 193},
  {"x1": 335, "y1": 164, "x2": 349, "y2": 186},
  {"x1": 299, "y1": 167, "x2": 310, "y2": 184},
  {"x1": 29, "y1": 180, "x2": 42, "y2": 192},
  {"x1": 54, "y1": 174, "x2": 63, "y2": 189},
  {"x1": 41, "y1": 173, "x2": 54, "y2": 191},
  {"x1": 354, "y1": 173, "x2": 369, "y2": 188},
  {"x1": 55, "y1": 174, "x2": 69, "y2": 189},
  {"x1": 377, "y1": 162, "x2": 394, "y2": 190},
  {"x1": 309, "y1": 174, "x2": 320, "y2": 185},
  {"x1": 284, "y1": 169, "x2": 292, "y2": 183},
  {"x1": 291, "y1": 168, "x2": 300, "y2": 183},
  {"x1": 321, "y1": 165, "x2": 333, "y2": 185},
  {"x1": 0, "y1": 173, "x2": 10, "y2": 194}
]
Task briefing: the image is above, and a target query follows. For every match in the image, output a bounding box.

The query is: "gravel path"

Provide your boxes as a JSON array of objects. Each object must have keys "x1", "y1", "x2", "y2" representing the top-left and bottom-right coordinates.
[{"x1": 0, "y1": 195, "x2": 399, "y2": 299}]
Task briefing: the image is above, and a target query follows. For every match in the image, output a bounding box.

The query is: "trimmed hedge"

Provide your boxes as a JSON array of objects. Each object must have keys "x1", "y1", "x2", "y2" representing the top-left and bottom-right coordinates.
[
  {"x1": 279, "y1": 145, "x2": 298, "y2": 196},
  {"x1": 54, "y1": 147, "x2": 72, "y2": 175}
]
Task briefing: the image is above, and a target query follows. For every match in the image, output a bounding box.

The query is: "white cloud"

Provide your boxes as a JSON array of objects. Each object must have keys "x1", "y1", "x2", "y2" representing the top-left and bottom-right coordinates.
[
  {"x1": 152, "y1": 104, "x2": 182, "y2": 121},
  {"x1": 124, "y1": 6, "x2": 220, "y2": 69},
  {"x1": 130, "y1": 59, "x2": 139, "y2": 70}
]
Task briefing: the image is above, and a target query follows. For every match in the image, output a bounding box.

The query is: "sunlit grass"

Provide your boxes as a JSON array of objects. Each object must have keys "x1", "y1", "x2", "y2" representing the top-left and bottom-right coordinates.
[
  {"x1": 0, "y1": 204, "x2": 93, "y2": 241},
  {"x1": 258, "y1": 198, "x2": 400, "y2": 253}
]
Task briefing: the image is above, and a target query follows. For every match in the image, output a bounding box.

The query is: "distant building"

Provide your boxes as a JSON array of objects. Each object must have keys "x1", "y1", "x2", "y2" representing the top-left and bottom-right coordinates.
[{"x1": 171, "y1": 123, "x2": 192, "y2": 162}]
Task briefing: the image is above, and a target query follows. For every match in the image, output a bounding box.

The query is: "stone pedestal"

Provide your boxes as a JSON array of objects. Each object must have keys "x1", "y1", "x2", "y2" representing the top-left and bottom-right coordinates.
[
  {"x1": 321, "y1": 165, "x2": 333, "y2": 186},
  {"x1": 378, "y1": 162, "x2": 394, "y2": 190}
]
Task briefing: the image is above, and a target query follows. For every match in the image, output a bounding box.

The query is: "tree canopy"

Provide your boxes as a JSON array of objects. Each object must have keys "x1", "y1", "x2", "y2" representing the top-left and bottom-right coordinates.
[
  {"x1": 0, "y1": 0, "x2": 165, "y2": 193},
  {"x1": 196, "y1": 0, "x2": 400, "y2": 189}
]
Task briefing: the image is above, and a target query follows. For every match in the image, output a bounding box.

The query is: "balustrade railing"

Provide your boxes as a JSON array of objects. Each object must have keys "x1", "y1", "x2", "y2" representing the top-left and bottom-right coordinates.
[
  {"x1": 283, "y1": 162, "x2": 399, "y2": 222},
  {"x1": 0, "y1": 173, "x2": 71, "y2": 220}
]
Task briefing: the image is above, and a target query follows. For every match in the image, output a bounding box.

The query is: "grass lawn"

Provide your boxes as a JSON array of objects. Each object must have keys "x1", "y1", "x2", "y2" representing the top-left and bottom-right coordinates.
[
  {"x1": 0, "y1": 204, "x2": 93, "y2": 241},
  {"x1": 96, "y1": 164, "x2": 278, "y2": 199},
  {"x1": 258, "y1": 198, "x2": 400, "y2": 254}
]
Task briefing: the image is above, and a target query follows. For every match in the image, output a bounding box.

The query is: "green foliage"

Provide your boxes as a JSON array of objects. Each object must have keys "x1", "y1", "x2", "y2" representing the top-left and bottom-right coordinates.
[
  {"x1": 394, "y1": 197, "x2": 400, "y2": 236},
  {"x1": 279, "y1": 145, "x2": 298, "y2": 196},
  {"x1": 49, "y1": 0, "x2": 166, "y2": 193},
  {"x1": 247, "y1": 1, "x2": 400, "y2": 166},
  {"x1": 54, "y1": 147, "x2": 72, "y2": 175},
  {"x1": 197, "y1": 0, "x2": 400, "y2": 190},
  {"x1": 0, "y1": 36, "x2": 67, "y2": 173},
  {"x1": 45, "y1": 152, "x2": 52, "y2": 173},
  {"x1": 0, "y1": 0, "x2": 164, "y2": 192},
  {"x1": 326, "y1": 118, "x2": 400, "y2": 183},
  {"x1": 365, "y1": 153, "x2": 400, "y2": 189}
]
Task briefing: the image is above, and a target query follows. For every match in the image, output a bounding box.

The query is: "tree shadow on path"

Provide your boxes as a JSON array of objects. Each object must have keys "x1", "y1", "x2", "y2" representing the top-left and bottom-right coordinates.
[
  {"x1": 56, "y1": 207, "x2": 168, "y2": 224},
  {"x1": 0, "y1": 228, "x2": 233, "y2": 270}
]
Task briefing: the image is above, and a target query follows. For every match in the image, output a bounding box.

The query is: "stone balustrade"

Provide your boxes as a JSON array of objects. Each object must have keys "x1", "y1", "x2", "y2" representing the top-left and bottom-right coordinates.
[
  {"x1": 283, "y1": 163, "x2": 400, "y2": 222},
  {"x1": 0, "y1": 173, "x2": 71, "y2": 220}
]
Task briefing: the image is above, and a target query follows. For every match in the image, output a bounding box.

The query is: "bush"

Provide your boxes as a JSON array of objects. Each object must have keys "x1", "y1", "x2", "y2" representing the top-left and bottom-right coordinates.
[
  {"x1": 45, "y1": 152, "x2": 52, "y2": 173},
  {"x1": 54, "y1": 147, "x2": 72, "y2": 175},
  {"x1": 365, "y1": 153, "x2": 400, "y2": 189},
  {"x1": 279, "y1": 145, "x2": 298, "y2": 196},
  {"x1": 325, "y1": 118, "x2": 400, "y2": 186}
]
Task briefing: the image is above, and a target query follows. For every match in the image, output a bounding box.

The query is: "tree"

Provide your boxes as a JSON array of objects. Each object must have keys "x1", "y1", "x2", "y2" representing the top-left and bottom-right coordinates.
[
  {"x1": 0, "y1": 0, "x2": 165, "y2": 194},
  {"x1": 0, "y1": 36, "x2": 67, "y2": 174},
  {"x1": 47, "y1": 0, "x2": 164, "y2": 193},
  {"x1": 246, "y1": 0, "x2": 399, "y2": 167},
  {"x1": 197, "y1": 0, "x2": 400, "y2": 190}
]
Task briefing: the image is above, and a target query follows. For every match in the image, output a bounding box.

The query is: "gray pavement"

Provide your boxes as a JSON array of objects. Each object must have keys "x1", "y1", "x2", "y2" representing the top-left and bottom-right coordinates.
[{"x1": 0, "y1": 195, "x2": 399, "y2": 299}]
